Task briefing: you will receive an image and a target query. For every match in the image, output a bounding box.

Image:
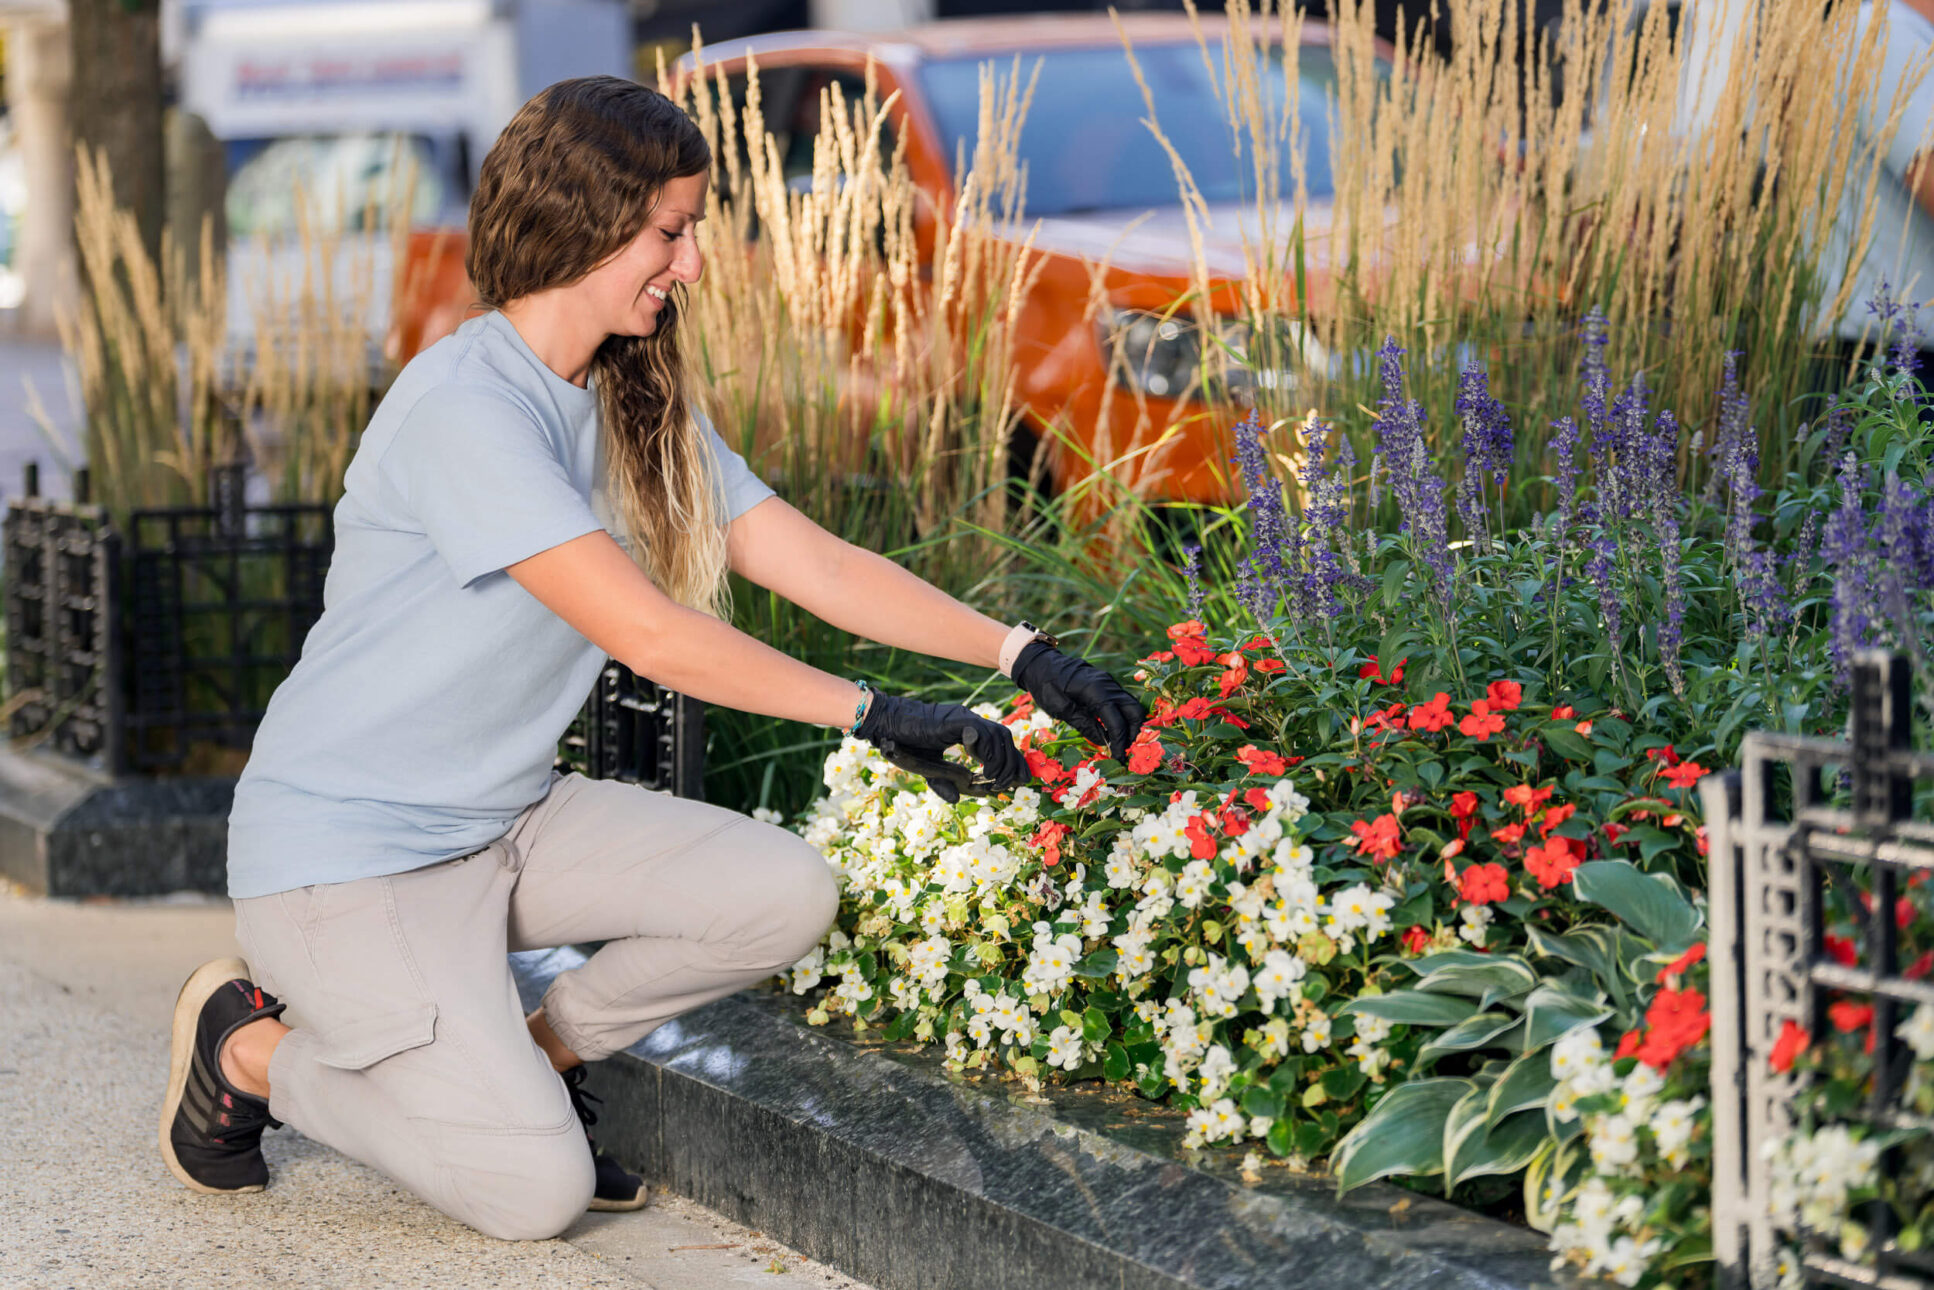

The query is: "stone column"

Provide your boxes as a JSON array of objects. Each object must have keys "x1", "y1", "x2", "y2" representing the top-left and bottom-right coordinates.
[{"x1": 5, "y1": 18, "x2": 77, "y2": 338}]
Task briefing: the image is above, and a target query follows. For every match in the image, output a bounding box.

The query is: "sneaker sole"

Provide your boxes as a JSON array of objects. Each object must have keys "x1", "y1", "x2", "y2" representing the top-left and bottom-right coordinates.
[
  {"x1": 157, "y1": 955, "x2": 266, "y2": 1195},
  {"x1": 587, "y1": 1188, "x2": 652, "y2": 1213}
]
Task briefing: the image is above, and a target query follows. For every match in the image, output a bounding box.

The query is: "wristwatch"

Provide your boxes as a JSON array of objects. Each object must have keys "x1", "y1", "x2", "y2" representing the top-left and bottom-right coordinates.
[{"x1": 999, "y1": 620, "x2": 1059, "y2": 678}]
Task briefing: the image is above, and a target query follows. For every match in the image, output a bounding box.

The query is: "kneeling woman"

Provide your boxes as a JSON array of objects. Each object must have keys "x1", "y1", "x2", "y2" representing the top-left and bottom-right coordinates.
[{"x1": 155, "y1": 76, "x2": 1145, "y2": 1240}]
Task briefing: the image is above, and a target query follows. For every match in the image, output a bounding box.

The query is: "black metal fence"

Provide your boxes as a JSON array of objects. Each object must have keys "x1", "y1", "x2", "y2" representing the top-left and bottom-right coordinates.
[
  {"x1": 3, "y1": 461, "x2": 702, "y2": 793},
  {"x1": 1705, "y1": 651, "x2": 1934, "y2": 1289}
]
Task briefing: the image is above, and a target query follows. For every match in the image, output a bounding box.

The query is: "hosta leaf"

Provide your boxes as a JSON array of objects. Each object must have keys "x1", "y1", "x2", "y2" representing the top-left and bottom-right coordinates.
[
  {"x1": 1486, "y1": 1047, "x2": 1560, "y2": 1129},
  {"x1": 1416, "y1": 956, "x2": 1540, "y2": 1003},
  {"x1": 1417, "y1": 1012, "x2": 1520, "y2": 1066},
  {"x1": 1527, "y1": 925, "x2": 1629, "y2": 1009},
  {"x1": 1332, "y1": 1078, "x2": 1473, "y2": 1193},
  {"x1": 1401, "y1": 950, "x2": 1497, "y2": 977},
  {"x1": 1341, "y1": 990, "x2": 1480, "y2": 1027},
  {"x1": 1446, "y1": 1094, "x2": 1548, "y2": 1189},
  {"x1": 1573, "y1": 861, "x2": 1702, "y2": 955},
  {"x1": 1521, "y1": 983, "x2": 1613, "y2": 1051}
]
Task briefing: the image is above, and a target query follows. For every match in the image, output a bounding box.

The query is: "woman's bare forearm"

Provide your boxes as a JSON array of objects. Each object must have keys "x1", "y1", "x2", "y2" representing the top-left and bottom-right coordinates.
[
  {"x1": 807, "y1": 544, "x2": 1012, "y2": 673},
  {"x1": 628, "y1": 604, "x2": 866, "y2": 730}
]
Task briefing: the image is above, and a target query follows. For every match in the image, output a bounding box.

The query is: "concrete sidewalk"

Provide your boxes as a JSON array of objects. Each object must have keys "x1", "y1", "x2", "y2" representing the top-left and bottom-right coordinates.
[{"x1": 0, "y1": 883, "x2": 876, "y2": 1290}]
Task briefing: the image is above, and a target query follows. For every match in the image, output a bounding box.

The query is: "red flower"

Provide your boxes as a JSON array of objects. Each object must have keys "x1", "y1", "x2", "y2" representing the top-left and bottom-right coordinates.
[
  {"x1": 1656, "y1": 942, "x2": 1707, "y2": 983},
  {"x1": 1637, "y1": 987, "x2": 1710, "y2": 1069},
  {"x1": 1184, "y1": 813, "x2": 1218, "y2": 860},
  {"x1": 1166, "y1": 619, "x2": 1207, "y2": 640},
  {"x1": 1401, "y1": 925, "x2": 1432, "y2": 954},
  {"x1": 1030, "y1": 821, "x2": 1070, "y2": 867},
  {"x1": 1243, "y1": 787, "x2": 1273, "y2": 813},
  {"x1": 1451, "y1": 791, "x2": 1480, "y2": 819},
  {"x1": 1254, "y1": 658, "x2": 1285, "y2": 674},
  {"x1": 1408, "y1": 692, "x2": 1454, "y2": 733},
  {"x1": 1908, "y1": 950, "x2": 1934, "y2": 981},
  {"x1": 1173, "y1": 697, "x2": 1218, "y2": 721},
  {"x1": 1490, "y1": 823, "x2": 1527, "y2": 846},
  {"x1": 1485, "y1": 679, "x2": 1523, "y2": 712},
  {"x1": 1218, "y1": 653, "x2": 1251, "y2": 697},
  {"x1": 1126, "y1": 729, "x2": 1165, "y2": 775},
  {"x1": 1660, "y1": 761, "x2": 1708, "y2": 791},
  {"x1": 1603, "y1": 822, "x2": 1630, "y2": 846},
  {"x1": 1646, "y1": 744, "x2": 1680, "y2": 767},
  {"x1": 1769, "y1": 1019, "x2": 1811, "y2": 1073},
  {"x1": 1223, "y1": 713, "x2": 1252, "y2": 730},
  {"x1": 1459, "y1": 862, "x2": 1511, "y2": 905},
  {"x1": 1235, "y1": 744, "x2": 1288, "y2": 777},
  {"x1": 1899, "y1": 896, "x2": 1919, "y2": 931},
  {"x1": 1829, "y1": 1000, "x2": 1875, "y2": 1033},
  {"x1": 1503, "y1": 783, "x2": 1554, "y2": 813},
  {"x1": 1239, "y1": 634, "x2": 1276, "y2": 651},
  {"x1": 1008, "y1": 692, "x2": 1036, "y2": 721},
  {"x1": 1824, "y1": 934, "x2": 1858, "y2": 967},
  {"x1": 1140, "y1": 649, "x2": 1176, "y2": 663},
  {"x1": 1574, "y1": 720, "x2": 1595, "y2": 736},
  {"x1": 1539, "y1": 802, "x2": 1576, "y2": 836},
  {"x1": 1441, "y1": 837, "x2": 1467, "y2": 860},
  {"x1": 1172, "y1": 636, "x2": 1218, "y2": 667},
  {"x1": 1524, "y1": 837, "x2": 1583, "y2": 889},
  {"x1": 1349, "y1": 814, "x2": 1404, "y2": 861},
  {"x1": 1360, "y1": 654, "x2": 1408, "y2": 685},
  {"x1": 1219, "y1": 806, "x2": 1251, "y2": 837},
  {"x1": 1362, "y1": 702, "x2": 1408, "y2": 734},
  {"x1": 1551, "y1": 705, "x2": 1576, "y2": 720},
  {"x1": 1459, "y1": 699, "x2": 1507, "y2": 741},
  {"x1": 1025, "y1": 748, "x2": 1068, "y2": 785}
]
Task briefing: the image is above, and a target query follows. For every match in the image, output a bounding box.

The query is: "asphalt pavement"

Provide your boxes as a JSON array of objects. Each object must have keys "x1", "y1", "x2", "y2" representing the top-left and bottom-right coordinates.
[{"x1": 0, "y1": 881, "x2": 877, "y2": 1290}]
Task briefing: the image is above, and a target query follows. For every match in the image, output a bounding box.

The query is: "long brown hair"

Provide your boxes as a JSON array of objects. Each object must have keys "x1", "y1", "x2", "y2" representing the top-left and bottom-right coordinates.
[{"x1": 466, "y1": 76, "x2": 730, "y2": 620}]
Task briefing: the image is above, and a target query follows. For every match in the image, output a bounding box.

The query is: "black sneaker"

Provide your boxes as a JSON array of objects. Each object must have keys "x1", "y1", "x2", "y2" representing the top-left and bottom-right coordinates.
[
  {"x1": 158, "y1": 957, "x2": 287, "y2": 1194},
  {"x1": 562, "y1": 1063, "x2": 649, "y2": 1212}
]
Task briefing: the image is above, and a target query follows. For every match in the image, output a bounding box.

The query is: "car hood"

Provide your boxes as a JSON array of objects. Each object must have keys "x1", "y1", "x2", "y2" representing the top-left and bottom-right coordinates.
[{"x1": 1022, "y1": 200, "x2": 1341, "y2": 280}]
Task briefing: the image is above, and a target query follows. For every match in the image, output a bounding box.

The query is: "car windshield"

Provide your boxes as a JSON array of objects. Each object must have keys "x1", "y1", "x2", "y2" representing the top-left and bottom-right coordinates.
[{"x1": 917, "y1": 42, "x2": 1341, "y2": 217}]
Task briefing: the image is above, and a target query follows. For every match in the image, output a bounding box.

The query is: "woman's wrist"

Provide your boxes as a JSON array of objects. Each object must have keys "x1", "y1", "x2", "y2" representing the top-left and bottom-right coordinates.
[{"x1": 841, "y1": 680, "x2": 874, "y2": 736}]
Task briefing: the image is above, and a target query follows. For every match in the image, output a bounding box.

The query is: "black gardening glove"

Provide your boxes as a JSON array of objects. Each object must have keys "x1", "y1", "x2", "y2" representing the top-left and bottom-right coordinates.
[
  {"x1": 1011, "y1": 641, "x2": 1148, "y2": 764},
  {"x1": 853, "y1": 692, "x2": 1027, "y2": 804}
]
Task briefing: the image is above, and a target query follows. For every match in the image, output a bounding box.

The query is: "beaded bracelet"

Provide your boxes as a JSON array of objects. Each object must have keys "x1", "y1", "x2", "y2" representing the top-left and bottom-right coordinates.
[{"x1": 844, "y1": 679, "x2": 875, "y2": 737}]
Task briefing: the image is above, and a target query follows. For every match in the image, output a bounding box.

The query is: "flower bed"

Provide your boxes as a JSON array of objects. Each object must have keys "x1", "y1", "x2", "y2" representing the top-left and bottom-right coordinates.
[{"x1": 774, "y1": 323, "x2": 1934, "y2": 1287}]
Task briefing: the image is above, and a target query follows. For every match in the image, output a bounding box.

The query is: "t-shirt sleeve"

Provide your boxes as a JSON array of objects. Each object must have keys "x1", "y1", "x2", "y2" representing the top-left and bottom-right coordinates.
[
  {"x1": 699, "y1": 409, "x2": 776, "y2": 522},
  {"x1": 376, "y1": 386, "x2": 606, "y2": 589}
]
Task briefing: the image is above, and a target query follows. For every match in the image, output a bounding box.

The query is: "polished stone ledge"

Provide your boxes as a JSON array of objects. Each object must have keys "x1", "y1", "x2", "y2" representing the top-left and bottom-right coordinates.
[{"x1": 511, "y1": 948, "x2": 1583, "y2": 1290}]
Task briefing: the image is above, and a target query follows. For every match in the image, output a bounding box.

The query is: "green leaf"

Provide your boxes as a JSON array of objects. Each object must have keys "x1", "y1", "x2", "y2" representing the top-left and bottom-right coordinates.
[
  {"x1": 1332, "y1": 1078, "x2": 1473, "y2": 1192},
  {"x1": 1416, "y1": 956, "x2": 1541, "y2": 1003},
  {"x1": 1445, "y1": 1090, "x2": 1549, "y2": 1189},
  {"x1": 1572, "y1": 861, "x2": 1703, "y2": 954},
  {"x1": 1075, "y1": 948, "x2": 1119, "y2": 979},
  {"x1": 1485, "y1": 1047, "x2": 1560, "y2": 1129},
  {"x1": 1341, "y1": 990, "x2": 1481, "y2": 1027},
  {"x1": 1082, "y1": 1007, "x2": 1111, "y2": 1044},
  {"x1": 1242, "y1": 1085, "x2": 1285, "y2": 1119},
  {"x1": 1103, "y1": 1042, "x2": 1130, "y2": 1081},
  {"x1": 1521, "y1": 983, "x2": 1613, "y2": 1051},
  {"x1": 1417, "y1": 1012, "x2": 1520, "y2": 1066},
  {"x1": 1380, "y1": 560, "x2": 1412, "y2": 612},
  {"x1": 1527, "y1": 924, "x2": 1628, "y2": 1009},
  {"x1": 1322, "y1": 1065, "x2": 1368, "y2": 1101},
  {"x1": 1542, "y1": 726, "x2": 1595, "y2": 763},
  {"x1": 1661, "y1": 1233, "x2": 1715, "y2": 1270},
  {"x1": 1267, "y1": 1117, "x2": 1295, "y2": 1157}
]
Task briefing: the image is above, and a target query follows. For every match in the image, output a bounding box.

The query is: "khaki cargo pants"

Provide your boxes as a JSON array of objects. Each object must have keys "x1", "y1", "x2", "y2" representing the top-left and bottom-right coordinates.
[{"x1": 232, "y1": 769, "x2": 840, "y2": 1241}]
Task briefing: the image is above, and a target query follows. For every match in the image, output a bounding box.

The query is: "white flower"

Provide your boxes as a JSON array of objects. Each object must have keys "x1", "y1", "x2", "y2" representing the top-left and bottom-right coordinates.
[
  {"x1": 1597, "y1": 1235, "x2": 1661, "y2": 1286},
  {"x1": 1618, "y1": 1062, "x2": 1665, "y2": 1118},
  {"x1": 1301, "y1": 1013, "x2": 1333, "y2": 1052},
  {"x1": 1458, "y1": 902, "x2": 1492, "y2": 947},
  {"x1": 1354, "y1": 1014, "x2": 1393, "y2": 1044},
  {"x1": 788, "y1": 944, "x2": 826, "y2": 994},
  {"x1": 1256, "y1": 1017, "x2": 1291, "y2": 1060},
  {"x1": 906, "y1": 935, "x2": 952, "y2": 989},
  {"x1": 1550, "y1": 1027, "x2": 1606, "y2": 1082},
  {"x1": 1252, "y1": 950, "x2": 1308, "y2": 1011},
  {"x1": 1588, "y1": 1114, "x2": 1640, "y2": 1174},
  {"x1": 1900, "y1": 1006, "x2": 1934, "y2": 1060},
  {"x1": 1174, "y1": 859, "x2": 1217, "y2": 909},
  {"x1": 1021, "y1": 932, "x2": 1084, "y2": 995},
  {"x1": 1046, "y1": 1024, "x2": 1085, "y2": 1071},
  {"x1": 751, "y1": 806, "x2": 784, "y2": 825},
  {"x1": 1197, "y1": 1043, "x2": 1236, "y2": 1097},
  {"x1": 1650, "y1": 1097, "x2": 1706, "y2": 1163},
  {"x1": 1266, "y1": 778, "x2": 1309, "y2": 819}
]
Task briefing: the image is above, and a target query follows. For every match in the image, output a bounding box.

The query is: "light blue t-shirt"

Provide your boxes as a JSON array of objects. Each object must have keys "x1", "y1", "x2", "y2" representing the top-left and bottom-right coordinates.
[
  {"x1": 225, "y1": 309, "x2": 775, "y2": 900},
  {"x1": 1819, "y1": 2, "x2": 1934, "y2": 343}
]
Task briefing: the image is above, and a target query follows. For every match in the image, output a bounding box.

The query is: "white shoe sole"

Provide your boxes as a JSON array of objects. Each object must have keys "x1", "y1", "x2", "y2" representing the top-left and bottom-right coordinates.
[{"x1": 157, "y1": 956, "x2": 265, "y2": 1194}]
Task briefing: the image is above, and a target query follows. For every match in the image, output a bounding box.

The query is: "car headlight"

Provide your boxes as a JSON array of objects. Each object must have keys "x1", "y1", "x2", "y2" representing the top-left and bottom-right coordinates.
[{"x1": 1098, "y1": 309, "x2": 1328, "y2": 401}]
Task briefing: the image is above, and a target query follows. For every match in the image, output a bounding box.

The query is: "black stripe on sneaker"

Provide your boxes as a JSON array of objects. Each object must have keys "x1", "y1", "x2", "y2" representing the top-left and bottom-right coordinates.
[{"x1": 182, "y1": 1070, "x2": 219, "y2": 1136}]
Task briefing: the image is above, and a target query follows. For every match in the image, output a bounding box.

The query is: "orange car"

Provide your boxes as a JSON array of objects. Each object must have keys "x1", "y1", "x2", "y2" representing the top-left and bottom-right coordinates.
[{"x1": 390, "y1": 14, "x2": 1386, "y2": 507}]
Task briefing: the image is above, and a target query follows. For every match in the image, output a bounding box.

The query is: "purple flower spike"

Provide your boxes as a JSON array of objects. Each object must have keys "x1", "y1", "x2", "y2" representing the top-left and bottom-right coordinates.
[
  {"x1": 1454, "y1": 360, "x2": 1513, "y2": 550},
  {"x1": 1372, "y1": 337, "x2": 1454, "y2": 599}
]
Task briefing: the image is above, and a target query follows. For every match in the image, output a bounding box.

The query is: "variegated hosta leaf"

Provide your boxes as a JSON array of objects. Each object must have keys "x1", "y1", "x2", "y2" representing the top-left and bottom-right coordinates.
[
  {"x1": 1520, "y1": 982, "x2": 1613, "y2": 1051},
  {"x1": 1571, "y1": 859, "x2": 1703, "y2": 956},
  {"x1": 1485, "y1": 1046, "x2": 1559, "y2": 1130},
  {"x1": 1413, "y1": 955, "x2": 1540, "y2": 1004},
  {"x1": 1340, "y1": 990, "x2": 1480, "y2": 1027},
  {"x1": 1416, "y1": 1011, "x2": 1522, "y2": 1067},
  {"x1": 1332, "y1": 1077, "x2": 1474, "y2": 1194},
  {"x1": 1445, "y1": 1085, "x2": 1548, "y2": 1189},
  {"x1": 1526, "y1": 923, "x2": 1631, "y2": 1010}
]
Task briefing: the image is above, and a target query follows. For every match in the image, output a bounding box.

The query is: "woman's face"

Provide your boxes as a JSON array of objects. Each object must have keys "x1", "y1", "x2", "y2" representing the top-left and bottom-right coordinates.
[{"x1": 584, "y1": 171, "x2": 709, "y2": 340}]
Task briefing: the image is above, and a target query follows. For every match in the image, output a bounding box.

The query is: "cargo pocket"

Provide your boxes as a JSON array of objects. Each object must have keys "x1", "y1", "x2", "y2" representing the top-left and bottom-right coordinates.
[{"x1": 314, "y1": 1001, "x2": 440, "y2": 1071}]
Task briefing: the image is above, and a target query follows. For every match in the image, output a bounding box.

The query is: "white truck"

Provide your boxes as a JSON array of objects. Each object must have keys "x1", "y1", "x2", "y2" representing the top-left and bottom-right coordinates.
[{"x1": 175, "y1": 0, "x2": 631, "y2": 369}]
